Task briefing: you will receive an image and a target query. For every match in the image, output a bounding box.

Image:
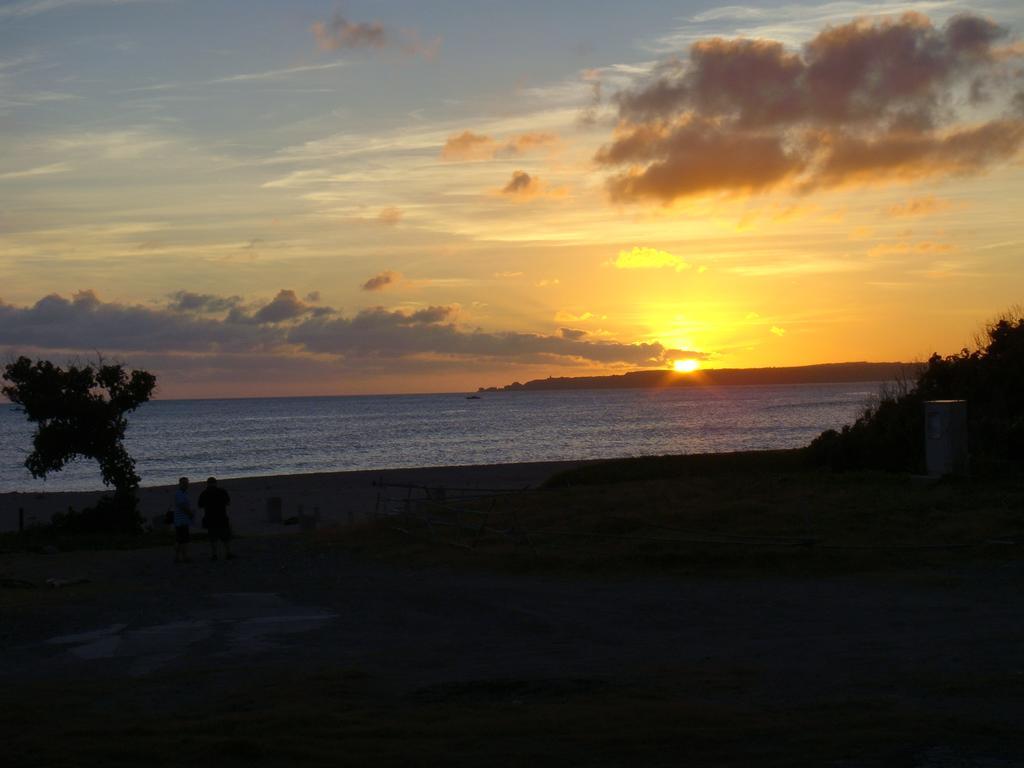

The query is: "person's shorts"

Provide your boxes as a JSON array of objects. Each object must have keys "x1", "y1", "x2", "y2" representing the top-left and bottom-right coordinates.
[
  {"x1": 206, "y1": 517, "x2": 231, "y2": 542},
  {"x1": 174, "y1": 525, "x2": 190, "y2": 543}
]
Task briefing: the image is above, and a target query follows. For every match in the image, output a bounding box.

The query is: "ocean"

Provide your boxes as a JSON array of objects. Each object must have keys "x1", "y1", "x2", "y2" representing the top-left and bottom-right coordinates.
[{"x1": 0, "y1": 382, "x2": 877, "y2": 493}]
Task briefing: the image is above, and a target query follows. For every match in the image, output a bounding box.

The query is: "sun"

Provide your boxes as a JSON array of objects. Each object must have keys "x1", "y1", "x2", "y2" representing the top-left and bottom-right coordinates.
[{"x1": 673, "y1": 359, "x2": 700, "y2": 373}]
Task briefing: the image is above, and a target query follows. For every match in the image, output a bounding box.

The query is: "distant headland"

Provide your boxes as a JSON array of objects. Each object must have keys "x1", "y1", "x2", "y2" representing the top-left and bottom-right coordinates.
[{"x1": 479, "y1": 362, "x2": 916, "y2": 392}]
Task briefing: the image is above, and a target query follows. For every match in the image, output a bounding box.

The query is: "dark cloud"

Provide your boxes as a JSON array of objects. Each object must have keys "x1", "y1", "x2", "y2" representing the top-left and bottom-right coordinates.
[
  {"x1": 560, "y1": 328, "x2": 587, "y2": 340},
  {"x1": 252, "y1": 290, "x2": 305, "y2": 323},
  {"x1": 291, "y1": 308, "x2": 694, "y2": 366},
  {"x1": 167, "y1": 291, "x2": 241, "y2": 313},
  {"x1": 0, "y1": 290, "x2": 268, "y2": 353},
  {"x1": 0, "y1": 291, "x2": 702, "y2": 371},
  {"x1": 312, "y1": 15, "x2": 386, "y2": 50},
  {"x1": 408, "y1": 306, "x2": 455, "y2": 324},
  {"x1": 222, "y1": 288, "x2": 325, "y2": 325},
  {"x1": 812, "y1": 118, "x2": 1024, "y2": 188},
  {"x1": 600, "y1": 13, "x2": 1024, "y2": 202},
  {"x1": 348, "y1": 305, "x2": 456, "y2": 330},
  {"x1": 501, "y1": 170, "x2": 541, "y2": 197},
  {"x1": 601, "y1": 118, "x2": 803, "y2": 202},
  {"x1": 362, "y1": 270, "x2": 402, "y2": 291},
  {"x1": 312, "y1": 13, "x2": 439, "y2": 59}
]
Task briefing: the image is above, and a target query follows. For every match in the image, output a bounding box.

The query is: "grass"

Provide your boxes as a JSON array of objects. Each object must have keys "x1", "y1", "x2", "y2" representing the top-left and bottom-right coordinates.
[
  {"x1": 0, "y1": 527, "x2": 173, "y2": 554},
  {"x1": 5, "y1": 449, "x2": 1022, "y2": 577},
  {"x1": 6, "y1": 450, "x2": 1024, "y2": 766},
  {"x1": 543, "y1": 448, "x2": 811, "y2": 486},
  {"x1": 3, "y1": 665, "x2": 1020, "y2": 767},
  {"x1": 325, "y1": 451, "x2": 1024, "y2": 577},
  {"x1": 0, "y1": 525, "x2": 239, "y2": 555}
]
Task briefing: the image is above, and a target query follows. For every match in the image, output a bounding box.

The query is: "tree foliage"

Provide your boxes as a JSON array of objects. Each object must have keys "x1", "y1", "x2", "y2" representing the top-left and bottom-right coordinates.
[
  {"x1": 809, "y1": 311, "x2": 1024, "y2": 473},
  {"x1": 2, "y1": 357, "x2": 156, "y2": 491}
]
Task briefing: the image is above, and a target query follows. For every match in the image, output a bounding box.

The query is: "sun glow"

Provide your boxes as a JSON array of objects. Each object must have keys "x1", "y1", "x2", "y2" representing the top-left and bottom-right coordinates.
[{"x1": 673, "y1": 359, "x2": 700, "y2": 373}]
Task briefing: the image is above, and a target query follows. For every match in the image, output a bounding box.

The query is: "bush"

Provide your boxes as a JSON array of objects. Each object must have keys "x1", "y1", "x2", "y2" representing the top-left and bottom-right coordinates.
[
  {"x1": 50, "y1": 492, "x2": 143, "y2": 535},
  {"x1": 809, "y1": 310, "x2": 1024, "y2": 473}
]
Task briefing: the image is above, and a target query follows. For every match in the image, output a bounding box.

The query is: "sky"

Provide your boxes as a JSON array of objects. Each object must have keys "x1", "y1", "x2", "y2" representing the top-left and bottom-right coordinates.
[{"x1": 1, "y1": 0, "x2": 1022, "y2": 398}]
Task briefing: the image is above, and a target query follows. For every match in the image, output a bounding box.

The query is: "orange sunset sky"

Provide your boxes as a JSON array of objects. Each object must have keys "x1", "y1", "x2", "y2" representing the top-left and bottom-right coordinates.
[{"x1": 1, "y1": 0, "x2": 1022, "y2": 397}]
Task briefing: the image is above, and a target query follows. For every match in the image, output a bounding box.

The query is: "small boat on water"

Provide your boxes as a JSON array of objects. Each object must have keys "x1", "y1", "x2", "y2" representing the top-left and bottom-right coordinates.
[{"x1": 465, "y1": 395, "x2": 481, "y2": 400}]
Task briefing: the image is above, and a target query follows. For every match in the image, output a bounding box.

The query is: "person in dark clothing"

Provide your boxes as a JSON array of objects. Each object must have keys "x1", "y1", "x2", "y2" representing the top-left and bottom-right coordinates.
[
  {"x1": 172, "y1": 476, "x2": 194, "y2": 563},
  {"x1": 198, "y1": 476, "x2": 233, "y2": 560}
]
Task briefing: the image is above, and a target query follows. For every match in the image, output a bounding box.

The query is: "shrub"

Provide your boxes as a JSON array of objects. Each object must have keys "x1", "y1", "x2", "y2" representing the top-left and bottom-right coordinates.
[
  {"x1": 51, "y1": 492, "x2": 143, "y2": 535},
  {"x1": 808, "y1": 310, "x2": 1024, "y2": 473}
]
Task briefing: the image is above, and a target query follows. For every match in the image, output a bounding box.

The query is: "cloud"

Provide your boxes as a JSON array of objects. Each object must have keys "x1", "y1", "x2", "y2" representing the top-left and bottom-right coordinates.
[
  {"x1": 362, "y1": 270, "x2": 402, "y2": 292},
  {"x1": 0, "y1": 0, "x2": 148, "y2": 19},
  {"x1": 500, "y1": 169, "x2": 570, "y2": 202},
  {"x1": 167, "y1": 291, "x2": 241, "y2": 314},
  {"x1": 614, "y1": 246, "x2": 691, "y2": 271},
  {"x1": 886, "y1": 196, "x2": 949, "y2": 217},
  {"x1": 560, "y1": 328, "x2": 587, "y2": 340},
  {"x1": 599, "y1": 13, "x2": 1024, "y2": 203},
  {"x1": 770, "y1": 326, "x2": 786, "y2": 337},
  {"x1": 377, "y1": 207, "x2": 403, "y2": 225},
  {"x1": 502, "y1": 170, "x2": 539, "y2": 197},
  {"x1": 0, "y1": 162, "x2": 72, "y2": 180},
  {"x1": 441, "y1": 131, "x2": 497, "y2": 160},
  {"x1": 291, "y1": 309, "x2": 697, "y2": 366},
  {"x1": 247, "y1": 289, "x2": 326, "y2": 324},
  {"x1": 121, "y1": 62, "x2": 351, "y2": 95},
  {"x1": 555, "y1": 310, "x2": 595, "y2": 323},
  {"x1": 867, "y1": 240, "x2": 954, "y2": 258},
  {"x1": 499, "y1": 132, "x2": 559, "y2": 156},
  {"x1": 0, "y1": 291, "x2": 705, "y2": 372},
  {"x1": 312, "y1": 15, "x2": 386, "y2": 50},
  {"x1": 813, "y1": 119, "x2": 1024, "y2": 188},
  {"x1": 208, "y1": 61, "x2": 348, "y2": 85},
  {"x1": 577, "y1": 68, "x2": 604, "y2": 126},
  {"x1": 0, "y1": 290, "x2": 268, "y2": 353},
  {"x1": 47, "y1": 128, "x2": 172, "y2": 161},
  {"x1": 441, "y1": 130, "x2": 558, "y2": 161},
  {"x1": 312, "y1": 13, "x2": 440, "y2": 59}
]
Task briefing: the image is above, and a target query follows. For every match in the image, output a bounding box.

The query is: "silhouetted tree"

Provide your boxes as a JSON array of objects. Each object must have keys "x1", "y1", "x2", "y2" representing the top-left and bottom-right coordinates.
[
  {"x1": 808, "y1": 310, "x2": 1024, "y2": 473},
  {"x1": 2, "y1": 357, "x2": 156, "y2": 491}
]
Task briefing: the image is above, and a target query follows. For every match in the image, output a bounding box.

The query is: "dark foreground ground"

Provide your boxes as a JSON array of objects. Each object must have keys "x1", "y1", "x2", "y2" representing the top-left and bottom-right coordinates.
[{"x1": 3, "y1": 456, "x2": 1024, "y2": 766}]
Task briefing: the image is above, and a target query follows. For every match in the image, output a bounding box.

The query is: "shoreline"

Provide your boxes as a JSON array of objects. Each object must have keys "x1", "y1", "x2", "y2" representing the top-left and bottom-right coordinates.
[{"x1": 0, "y1": 458, "x2": 600, "y2": 534}]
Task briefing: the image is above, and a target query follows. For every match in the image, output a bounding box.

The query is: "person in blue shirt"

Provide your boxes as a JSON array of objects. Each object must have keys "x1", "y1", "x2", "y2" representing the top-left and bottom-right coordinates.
[{"x1": 173, "y1": 476, "x2": 194, "y2": 563}]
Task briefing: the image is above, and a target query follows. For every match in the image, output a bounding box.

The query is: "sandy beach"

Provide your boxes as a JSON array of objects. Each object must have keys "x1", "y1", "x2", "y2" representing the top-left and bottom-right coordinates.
[{"x1": 0, "y1": 459, "x2": 596, "y2": 534}]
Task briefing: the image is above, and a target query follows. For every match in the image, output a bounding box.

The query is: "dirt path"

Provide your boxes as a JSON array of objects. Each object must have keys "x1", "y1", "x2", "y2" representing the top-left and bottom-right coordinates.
[
  {"x1": 3, "y1": 537, "x2": 1024, "y2": 765},
  {"x1": 4, "y1": 538, "x2": 1023, "y2": 698}
]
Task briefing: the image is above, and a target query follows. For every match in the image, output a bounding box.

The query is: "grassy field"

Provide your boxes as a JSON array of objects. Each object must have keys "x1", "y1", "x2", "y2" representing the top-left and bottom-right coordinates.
[
  {"x1": 5, "y1": 450, "x2": 1024, "y2": 767},
  {"x1": 327, "y1": 449, "x2": 1024, "y2": 577},
  {"x1": 4, "y1": 665, "x2": 1021, "y2": 767}
]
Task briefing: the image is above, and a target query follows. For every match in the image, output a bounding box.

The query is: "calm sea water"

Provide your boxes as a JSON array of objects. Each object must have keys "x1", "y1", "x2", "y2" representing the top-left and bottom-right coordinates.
[{"x1": 0, "y1": 383, "x2": 877, "y2": 493}]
